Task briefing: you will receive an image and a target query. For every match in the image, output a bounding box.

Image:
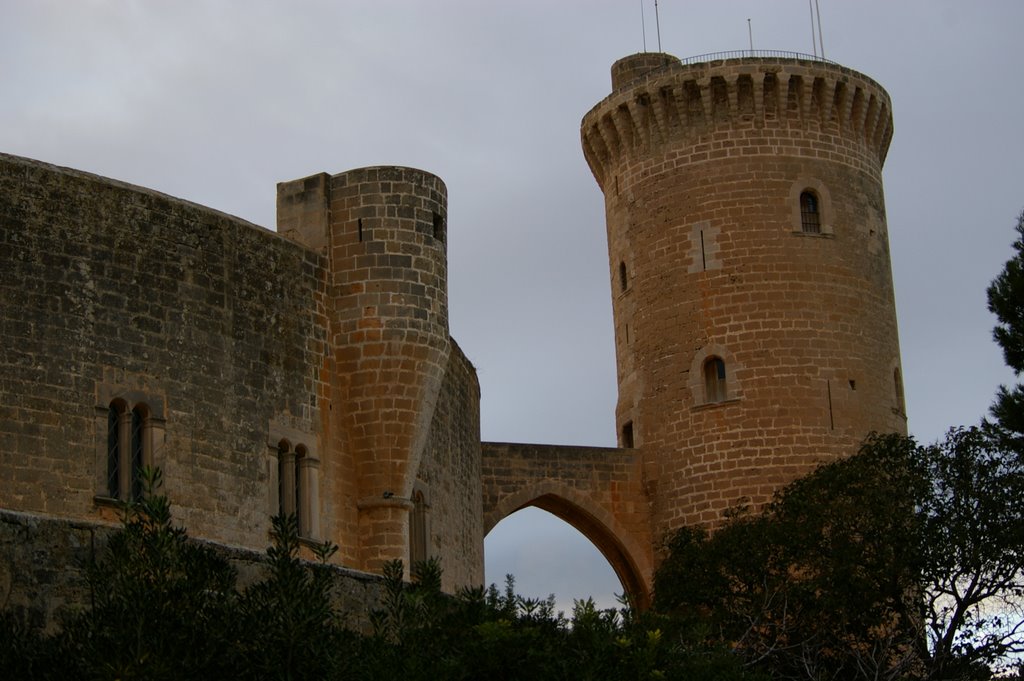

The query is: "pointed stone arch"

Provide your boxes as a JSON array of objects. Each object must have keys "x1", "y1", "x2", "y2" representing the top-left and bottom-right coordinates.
[{"x1": 484, "y1": 481, "x2": 651, "y2": 610}]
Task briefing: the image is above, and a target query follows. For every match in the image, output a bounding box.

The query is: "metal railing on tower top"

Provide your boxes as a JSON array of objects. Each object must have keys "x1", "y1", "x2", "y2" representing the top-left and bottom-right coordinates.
[{"x1": 679, "y1": 50, "x2": 838, "y2": 65}]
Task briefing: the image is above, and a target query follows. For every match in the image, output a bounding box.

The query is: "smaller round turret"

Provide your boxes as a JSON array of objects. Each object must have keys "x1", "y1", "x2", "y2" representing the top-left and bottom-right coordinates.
[
  {"x1": 328, "y1": 166, "x2": 451, "y2": 571},
  {"x1": 611, "y1": 53, "x2": 679, "y2": 90}
]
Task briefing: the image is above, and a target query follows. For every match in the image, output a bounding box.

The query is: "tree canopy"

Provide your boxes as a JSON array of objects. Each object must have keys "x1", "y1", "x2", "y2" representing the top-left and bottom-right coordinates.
[
  {"x1": 6, "y1": 210, "x2": 1024, "y2": 681},
  {"x1": 987, "y1": 209, "x2": 1024, "y2": 445},
  {"x1": 653, "y1": 428, "x2": 1024, "y2": 681},
  {"x1": 1, "y1": 469, "x2": 762, "y2": 681}
]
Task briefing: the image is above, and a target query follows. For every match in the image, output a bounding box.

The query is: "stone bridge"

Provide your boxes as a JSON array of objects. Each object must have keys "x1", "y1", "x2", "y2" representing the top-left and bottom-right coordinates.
[{"x1": 480, "y1": 443, "x2": 654, "y2": 609}]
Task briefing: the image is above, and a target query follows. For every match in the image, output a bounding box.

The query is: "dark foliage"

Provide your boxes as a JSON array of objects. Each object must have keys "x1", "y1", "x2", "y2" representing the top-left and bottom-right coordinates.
[
  {"x1": 917, "y1": 427, "x2": 1024, "y2": 679},
  {"x1": 655, "y1": 433, "x2": 925, "y2": 681},
  {"x1": 1, "y1": 467, "x2": 762, "y2": 680},
  {"x1": 987, "y1": 209, "x2": 1024, "y2": 446},
  {"x1": 654, "y1": 429, "x2": 1024, "y2": 681},
  {"x1": 233, "y1": 513, "x2": 355, "y2": 681},
  {"x1": 58, "y1": 468, "x2": 240, "y2": 680}
]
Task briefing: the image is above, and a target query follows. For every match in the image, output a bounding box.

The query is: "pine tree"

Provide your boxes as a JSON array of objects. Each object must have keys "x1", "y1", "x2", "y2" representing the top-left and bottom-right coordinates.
[{"x1": 987, "y1": 209, "x2": 1024, "y2": 445}]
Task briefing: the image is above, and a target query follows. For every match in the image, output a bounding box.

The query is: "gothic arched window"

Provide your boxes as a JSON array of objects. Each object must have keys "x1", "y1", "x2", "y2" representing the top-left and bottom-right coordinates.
[
  {"x1": 276, "y1": 440, "x2": 319, "y2": 539},
  {"x1": 106, "y1": 400, "x2": 150, "y2": 500}
]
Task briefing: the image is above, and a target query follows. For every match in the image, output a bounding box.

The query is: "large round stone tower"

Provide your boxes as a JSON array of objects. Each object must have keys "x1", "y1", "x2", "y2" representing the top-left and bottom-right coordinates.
[{"x1": 581, "y1": 52, "x2": 907, "y2": 541}]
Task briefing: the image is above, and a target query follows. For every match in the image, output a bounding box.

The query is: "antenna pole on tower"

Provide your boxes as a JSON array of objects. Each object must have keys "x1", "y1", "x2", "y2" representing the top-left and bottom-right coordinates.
[
  {"x1": 748, "y1": 18, "x2": 753, "y2": 53},
  {"x1": 640, "y1": 0, "x2": 647, "y2": 52},
  {"x1": 654, "y1": 0, "x2": 662, "y2": 52},
  {"x1": 815, "y1": 0, "x2": 825, "y2": 58},
  {"x1": 808, "y1": 0, "x2": 817, "y2": 57}
]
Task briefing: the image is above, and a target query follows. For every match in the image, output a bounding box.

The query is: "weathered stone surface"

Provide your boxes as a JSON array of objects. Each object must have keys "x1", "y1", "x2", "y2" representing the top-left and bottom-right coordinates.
[
  {"x1": 0, "y1": 154, "x2": 483, "y2": 617},
  {"x1": 482, "y1": 53, "x2": 905, "y2": 608},
  {"x1": 0, "y1": 153, "x2": 329, "y2": 550},
  {"x1": 0, "y1": 509, "x2": 385, "y2": 634},
  {"x1": 0, "y1": 51, "x2": 906, "y2": 620}
]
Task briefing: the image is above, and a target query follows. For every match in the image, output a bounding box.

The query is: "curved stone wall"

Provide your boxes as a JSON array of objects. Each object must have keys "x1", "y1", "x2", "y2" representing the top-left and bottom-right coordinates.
[
  {"x1": 582, "y1": 54, "x2": 906, "y2": 538},
  {"x1": 0, "y1": 153, "x2": 328, "y2": 548}
]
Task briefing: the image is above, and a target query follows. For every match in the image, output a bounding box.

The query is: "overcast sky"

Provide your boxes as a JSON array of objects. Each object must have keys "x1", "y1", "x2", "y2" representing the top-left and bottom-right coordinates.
[{"x1": 3, "y1": 1, "x2": 1022, "y2": 613}]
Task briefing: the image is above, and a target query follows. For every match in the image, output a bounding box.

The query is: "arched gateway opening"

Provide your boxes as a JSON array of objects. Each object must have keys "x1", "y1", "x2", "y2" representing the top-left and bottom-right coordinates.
[
  {"x1": 487, "y1": 507, "x2": 623, "y2": 611},
  {"x1": 483, "y1": 489, "x2": 651, "y2": 611}
]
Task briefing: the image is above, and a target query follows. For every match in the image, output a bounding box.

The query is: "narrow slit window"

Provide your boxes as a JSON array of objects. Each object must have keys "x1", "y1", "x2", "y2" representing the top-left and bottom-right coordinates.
[
  {"x1": 410, "y1": 489, "x2": 429, "y2": 570},
  {"x1": 277, "y1": 441, "x2": 317, "y2": 539},
  {"x1": 621, "y1": 421, "x2": 634, "y2": 448},
  {"x1": 278, "y1": 441, "x2": 296, "y2": 520},
  {"x1": 432, "y1": 212, "x2": 445, "y2": 242},
  {"x1": 619, "y1": 261, "x2": 628, "y2": 292},
  {"x1": 894, "y1": 368, "x2": 905, "y2": 413},
  {"x1": 800, "y1": 191, "x2": 821, "y2": 233}
]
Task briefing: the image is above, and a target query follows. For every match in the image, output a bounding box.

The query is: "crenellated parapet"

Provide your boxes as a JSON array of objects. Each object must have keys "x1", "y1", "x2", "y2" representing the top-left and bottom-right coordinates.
[{"x1": 582, "y1": 52, "x2": 894, "y2": 190}]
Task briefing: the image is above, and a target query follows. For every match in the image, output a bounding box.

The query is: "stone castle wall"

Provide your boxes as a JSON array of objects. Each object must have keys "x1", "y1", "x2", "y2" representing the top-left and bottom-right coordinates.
[
  {"x1": 0, "y1": 153, "x2": 329, "y2": 548},
  {"x1": 0, "y1": 509, "x2": 385, "y2": 635},
  {"x1": 0, "y1": 51, "x2": 909, "y2": 619},
  {"x1": 277, "y1": 166, "x2": 467, "y2": 574},
  {"x1": 0, "y1": 153, "x2": 484, "y2": 605}
]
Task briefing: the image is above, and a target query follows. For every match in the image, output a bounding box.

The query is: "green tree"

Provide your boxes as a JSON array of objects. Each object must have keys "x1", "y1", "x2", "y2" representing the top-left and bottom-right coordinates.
[
  {"x1": 0, "y1": 468, "x2": 773, "y2": 680},
  {"x1": 61, "y1": 468, "x2": 240, "y2": 680},
  {"x1": 359, "y1": 559, "x2": 760, "y2": 681},
  {"x1": 364, "y1": 563, "x2": 572, "y2": 681},
  {"x1": 654, "y1": 433, "x2": 925, "y2": 681},
  {"x1": 917, "y1": 427, "x2": 1024, "y2": 680},
  {"x1": 654, "y1": 429, "x2": 1024, "y2": 681},
  {"x1": 987, "y1": 209, "x2": 1024, "y2": 445},
  {"x1": 234, "y1": 514, "x2": 353, "y2": 681},
  {"x1": 7, "y1": 470, "x2": 357, "y2": 681}
]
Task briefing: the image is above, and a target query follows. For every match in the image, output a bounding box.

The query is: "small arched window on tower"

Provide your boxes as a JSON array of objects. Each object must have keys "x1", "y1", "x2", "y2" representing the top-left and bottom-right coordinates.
[
  {"x1": 277, "y1": 440, "x2": 319, "y2": 539},
  {"x1": 277, "y1": 440, "x2": 297, "y2": 521},
  {"x1": 619, "y1": 261, "x2": 628, "y2": 292},
  {"x1": 106, "y1": 400, "x2": 151, "y2": 500},
  {"x1": 800, "y1": 190, "x2": 822, "y2": 234},
  {"x1": 703, "y1": 357, "x2": 727, "y2": 403},
  {"x1": 129, "y1": 405, "x2": 147, "y2": 500}
]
